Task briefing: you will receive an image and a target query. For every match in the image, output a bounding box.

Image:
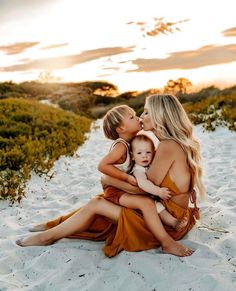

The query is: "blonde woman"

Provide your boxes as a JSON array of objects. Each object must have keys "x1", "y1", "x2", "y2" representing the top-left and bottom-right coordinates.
[{"x1": 16, "y1": 94, "x2": 203, "y2": 257}]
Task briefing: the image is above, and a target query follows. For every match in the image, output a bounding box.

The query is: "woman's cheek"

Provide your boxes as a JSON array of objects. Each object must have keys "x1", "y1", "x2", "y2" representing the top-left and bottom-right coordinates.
[
  {"x1": 143, "y1": 122, "x2": 150, "y2": 131},
  {"x1": 143, "y1": 119, "x2": 152, "y2": 130}
]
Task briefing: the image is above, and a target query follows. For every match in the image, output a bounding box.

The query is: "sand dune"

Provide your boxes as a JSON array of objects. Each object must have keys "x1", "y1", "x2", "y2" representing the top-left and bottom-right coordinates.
[{"x1": 0, "y1": 120, "x2": 236, "y2": 291}]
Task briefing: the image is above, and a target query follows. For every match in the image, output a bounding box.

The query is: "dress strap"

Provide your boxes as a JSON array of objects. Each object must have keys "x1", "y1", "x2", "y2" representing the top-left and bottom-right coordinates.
[
  {"x1": 190, "y1": 189, "x2": 197, "y2": 205},
  {"x1": 189, "y1": 189, "x2": 200, "y2": 220}
]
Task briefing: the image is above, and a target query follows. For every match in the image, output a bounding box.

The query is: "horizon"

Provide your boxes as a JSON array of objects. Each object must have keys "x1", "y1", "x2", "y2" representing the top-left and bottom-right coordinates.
[
  {"x1": 0, "y1": 0, "x2": 236, "y2": 93},
  {"x1": 1, "y1": 78, "x2": 235, "y2": 95}
]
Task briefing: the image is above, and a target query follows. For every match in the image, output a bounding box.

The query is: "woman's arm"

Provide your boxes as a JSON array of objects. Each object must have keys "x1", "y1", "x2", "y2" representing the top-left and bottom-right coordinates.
[{"x1": 101, "y1": 175, "x2": 146, "y2": 195}]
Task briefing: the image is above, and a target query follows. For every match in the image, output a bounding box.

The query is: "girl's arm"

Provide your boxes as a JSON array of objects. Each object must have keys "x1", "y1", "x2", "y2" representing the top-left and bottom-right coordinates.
[
  {"x1": 98, "y1": 143, "x2": 132, "y2": 182},
  {"x1": 101, "y1": 175, "x2": 146, "y2": 195},
  {"x1": 147, "y1": 140, "x2": 175, "y2": 185},
  {"x1": 133, "y1": 170, "x2": 171, "y2": 199}
]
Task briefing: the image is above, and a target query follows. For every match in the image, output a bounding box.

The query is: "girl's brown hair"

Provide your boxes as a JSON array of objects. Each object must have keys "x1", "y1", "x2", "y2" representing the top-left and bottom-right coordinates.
[{"x1": 103, "y1": 105, "x2": 135, "y2": 140}]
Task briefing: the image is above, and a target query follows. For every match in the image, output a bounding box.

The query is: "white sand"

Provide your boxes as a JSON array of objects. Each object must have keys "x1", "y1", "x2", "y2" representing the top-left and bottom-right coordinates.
[{"x1": 0, "y1": 120, "x2": 236, "y2": 291}]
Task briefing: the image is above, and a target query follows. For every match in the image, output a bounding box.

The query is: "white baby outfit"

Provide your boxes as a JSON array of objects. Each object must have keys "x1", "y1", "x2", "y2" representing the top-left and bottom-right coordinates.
[{"x1": 132, "y1": 164, "x2": 165, "y2": 213}]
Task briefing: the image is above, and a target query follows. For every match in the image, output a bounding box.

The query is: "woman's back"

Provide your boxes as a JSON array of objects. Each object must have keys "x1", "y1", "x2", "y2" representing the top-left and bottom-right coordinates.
[
  {"x1": 168, "y1": 141, "x2": 191, "y2": 193},
  {"x1": 147, "y1": 140, "x2": 191, "y2": 193}
]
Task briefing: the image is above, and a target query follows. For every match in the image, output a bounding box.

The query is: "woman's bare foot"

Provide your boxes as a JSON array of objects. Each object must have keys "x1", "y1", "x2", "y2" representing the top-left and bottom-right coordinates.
[
  {"x1": 29, "y1": 223, "x2": 47, "y2": 232},
  {"x1": 16, "y1": 233, "x2": 53, "y2": 247},
  {"x1": 174, "y1": 216, "x2": 188, "y2": 231},
  {"x1": 162, "y1": 237, "x2": 193, "y2": 257}
]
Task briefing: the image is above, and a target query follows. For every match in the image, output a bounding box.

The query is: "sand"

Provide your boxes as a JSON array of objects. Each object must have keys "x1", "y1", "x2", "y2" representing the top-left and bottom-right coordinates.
[{"x1": 0, "y1": 119, "x2": 236, "y2": 291}]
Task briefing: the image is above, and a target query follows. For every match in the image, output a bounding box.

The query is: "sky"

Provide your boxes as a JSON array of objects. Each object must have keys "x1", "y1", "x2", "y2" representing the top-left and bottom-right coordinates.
[{"x1": 0, "y1": 0, "x2": 236, "y2": 92}]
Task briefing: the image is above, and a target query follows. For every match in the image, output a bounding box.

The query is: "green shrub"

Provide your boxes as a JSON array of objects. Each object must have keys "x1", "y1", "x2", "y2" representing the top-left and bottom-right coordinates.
[
  {"x1": 0, "y1": 98, "x2": 92, "y2": 202},
  {"x1": 183, "y1": 93, "x2": 236, "y2": 131}
]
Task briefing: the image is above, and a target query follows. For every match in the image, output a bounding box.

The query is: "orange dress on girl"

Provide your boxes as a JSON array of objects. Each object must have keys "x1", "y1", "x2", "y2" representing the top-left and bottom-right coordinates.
[{"x1": 45, "y1": 172, "x2": 199, "y2": 257}]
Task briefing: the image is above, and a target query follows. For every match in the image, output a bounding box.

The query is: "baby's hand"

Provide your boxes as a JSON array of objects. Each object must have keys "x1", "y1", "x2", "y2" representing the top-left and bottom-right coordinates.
[
  {"x1": 157, "y1": 187, "x2": 172, "y2": 200},
  {"x1": 126, "y1": 175, "x2": 137, "y2": 186}
]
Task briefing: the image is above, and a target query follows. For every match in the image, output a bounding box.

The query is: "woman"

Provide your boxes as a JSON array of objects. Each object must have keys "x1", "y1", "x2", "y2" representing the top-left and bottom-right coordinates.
[{"x1": 16, "y1": 94, "x2": 204, "y2": 257}]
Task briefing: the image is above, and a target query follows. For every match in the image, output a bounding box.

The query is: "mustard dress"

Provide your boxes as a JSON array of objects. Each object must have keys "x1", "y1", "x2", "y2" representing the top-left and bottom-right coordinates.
[{"x1": 45, "y1": 172, "x2": 199, "y2": 257}]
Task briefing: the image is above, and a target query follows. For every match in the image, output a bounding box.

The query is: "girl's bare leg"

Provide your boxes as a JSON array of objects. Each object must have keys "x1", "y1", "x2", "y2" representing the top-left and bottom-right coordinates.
[
  {"x1": 16, "y1": 197, "x2": 121, "y2": 247},
  {"x1": 119, "y1": 194, "x2": 193, "y2": 257}
]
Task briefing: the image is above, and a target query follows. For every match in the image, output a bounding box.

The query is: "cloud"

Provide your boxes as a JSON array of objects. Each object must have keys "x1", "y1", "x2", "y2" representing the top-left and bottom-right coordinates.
[
  {"x1": 128, "y1": 44, "x2": 236, "y2": 72},
  {"x1": 41, "y1": 43, "x2": 68, "y2": 50},
  {"x1": 222, "y1": 27, "x2": 236, "y2": 37},
  {"x1": 0, "y1": 42, "x2": 39, "y2": 55},
  {"x1": 102, "y1": 66, "x2": 120, "y2": 71},
  {"x1": 126, "y1": 18, "x2": 189, "y2": 37},
  {"x1": 1, "y1": 46, "x2": 134, "y2": 72}
]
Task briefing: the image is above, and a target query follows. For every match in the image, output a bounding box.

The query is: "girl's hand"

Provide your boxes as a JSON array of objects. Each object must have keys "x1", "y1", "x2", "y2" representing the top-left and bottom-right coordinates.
[
  {"x1": 126, "y1": 175, "x2": 137, "y2": 186},
  {"x1": 157, "y1": 187, "x2": 172, "y2": 200}
]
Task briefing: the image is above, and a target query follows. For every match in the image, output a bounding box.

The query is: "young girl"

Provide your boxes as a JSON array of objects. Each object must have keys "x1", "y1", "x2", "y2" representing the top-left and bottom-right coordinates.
[
  {"x1": 130, "y1": 134, "x2": 186, "y2": 229},
  {"x1": 98, "y1": 105, "x2": 176, "y2": 226}
]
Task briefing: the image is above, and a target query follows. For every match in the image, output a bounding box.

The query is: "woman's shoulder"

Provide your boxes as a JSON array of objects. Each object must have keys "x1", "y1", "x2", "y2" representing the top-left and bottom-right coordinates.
[
  {"x1": 158, "y1": 140, "x2": 184, "y2": 156},
  {"x1": 158, "y1": 139, "x2": 181, "y2": 149}
]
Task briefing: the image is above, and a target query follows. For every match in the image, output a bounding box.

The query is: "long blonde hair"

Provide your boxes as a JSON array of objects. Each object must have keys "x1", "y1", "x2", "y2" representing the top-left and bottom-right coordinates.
[{"x1": 146, "y1": 94, "x2": 205, "y2": 197}]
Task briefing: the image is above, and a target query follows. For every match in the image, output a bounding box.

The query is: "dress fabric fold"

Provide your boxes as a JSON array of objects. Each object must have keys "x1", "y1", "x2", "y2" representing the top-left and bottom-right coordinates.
[{"x1": 45, "y1": 173, "x2": 199, "y2": 257}]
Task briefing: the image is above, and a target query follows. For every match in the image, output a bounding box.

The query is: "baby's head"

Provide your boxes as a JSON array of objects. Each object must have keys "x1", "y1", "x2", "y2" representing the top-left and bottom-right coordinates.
[
  {"x1": 130, "y1": 134, "x2": 155, "y2": 167},
  {"x1": 103, "y1": 105, "x2": 139, "y2": 140}
]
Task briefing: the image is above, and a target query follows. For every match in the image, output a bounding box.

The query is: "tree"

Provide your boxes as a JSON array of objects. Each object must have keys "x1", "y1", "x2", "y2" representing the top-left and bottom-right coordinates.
[
  {"x1": 164, "y1": 77, "x2": 192, "y2": 96},
  {"x1": 37, "y1": 71, "x2": 61, "y2": 83}
]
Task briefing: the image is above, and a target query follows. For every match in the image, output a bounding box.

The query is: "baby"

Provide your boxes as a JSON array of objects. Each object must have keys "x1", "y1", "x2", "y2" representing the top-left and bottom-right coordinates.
[{"x1": 130, "y1": 134, "x2": 181, "y2": 228}]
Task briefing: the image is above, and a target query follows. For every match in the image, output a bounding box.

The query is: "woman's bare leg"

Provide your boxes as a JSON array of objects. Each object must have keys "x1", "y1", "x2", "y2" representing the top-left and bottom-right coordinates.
[
  {"x1": 119, "y1": 194, "x2": 193, "y2": 257},
  {"x1": 16, "y1": 197, "x2": 121, "y2": 247},
  {"x1": 29, "y1": 224, "x2": 46, "y2": 232},
  {"x1": 17, "y1": 195, "x2": 192, "y2": 256}
]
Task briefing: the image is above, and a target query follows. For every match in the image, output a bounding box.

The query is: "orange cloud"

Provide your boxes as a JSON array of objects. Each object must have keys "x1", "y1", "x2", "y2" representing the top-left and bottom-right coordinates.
[
  {"x1": 222, "y1": 27, "x2": 236, "y2": 37},
  {"x1": 1, "y1": 46, "x2": 134, "y2": 72},
  {"x1": 0, "y1": 42, "x2": 39, "y2": 55},
  {"x1": 126, "y1": 18, "x2": 189, "y2": 37},
  {"x1": 41, "y1": 43, "x2": 68, "y2": 50},
  {"x1": 128, "y1": 44, "x2": 236, "y2": 72}
]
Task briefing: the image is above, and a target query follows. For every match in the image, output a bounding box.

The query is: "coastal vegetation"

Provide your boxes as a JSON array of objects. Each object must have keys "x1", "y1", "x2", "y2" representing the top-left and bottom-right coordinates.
[
  {"x1": 0, "y1": 80, "x2": 235, "y2": 202},
  {"x1": 182, "y1": 89, "x2": 236, "y2": 131},
  {"x1": 0, "y1": 97, "x2": 91, "y2": 202}
]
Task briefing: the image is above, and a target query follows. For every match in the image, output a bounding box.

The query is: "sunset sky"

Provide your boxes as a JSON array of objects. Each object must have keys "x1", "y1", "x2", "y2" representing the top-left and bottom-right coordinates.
[{"x1": 0, "y1": 0, "x2": 236, "y2": 92}]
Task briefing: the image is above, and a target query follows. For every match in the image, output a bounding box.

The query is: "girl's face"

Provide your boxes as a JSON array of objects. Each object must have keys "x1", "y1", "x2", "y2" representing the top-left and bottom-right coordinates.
[
  {"x1": 132, "y1": 140, "x2": 154, "y2": 167},
  {"x1": 121, "y1": 109, "x2": 142, "y2": 135},
  {"x1": 140, "y1": 105, "x2": 153, "y2": 131}
]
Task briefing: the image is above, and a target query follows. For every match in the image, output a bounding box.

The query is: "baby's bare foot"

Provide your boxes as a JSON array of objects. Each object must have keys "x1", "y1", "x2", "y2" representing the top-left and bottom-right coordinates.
[
  {"x1": 29, "y1": 223, "x2": 47, "y2": 232},
  {"x1": 175, "y1": 216, "x2": 188, "y2": 231}
]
